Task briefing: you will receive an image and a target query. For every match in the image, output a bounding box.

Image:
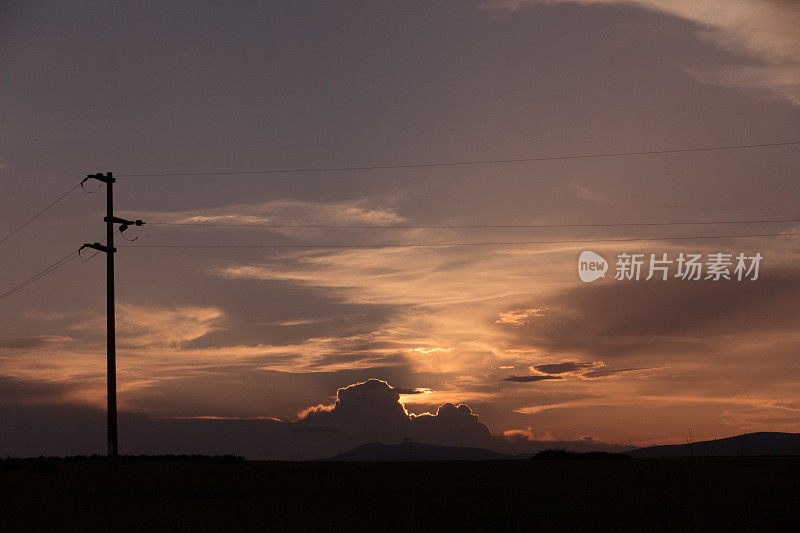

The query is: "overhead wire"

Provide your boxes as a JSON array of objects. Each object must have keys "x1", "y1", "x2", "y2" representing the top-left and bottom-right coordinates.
[
  {"x1": 116, "y1": 140, "x2": 800, "y2": 177},
  {"x1": 0, "y1": 181, "x2": 83, "y2": 247},
  {"x1": 118, "y1": 231, "x2": 800, "y2": 249},
  {"x1": 0, "y1": 249, "x2": 81, "y2": 303},
  {"x1": 2, "y1": 139, "x2": 799, "y2": 301},
  {"x1": 0, "y1": 232, "x2": 111, "y2": 303},
  {"x1": 147, "y1": 217, "x2": 800, "y2": 230}
]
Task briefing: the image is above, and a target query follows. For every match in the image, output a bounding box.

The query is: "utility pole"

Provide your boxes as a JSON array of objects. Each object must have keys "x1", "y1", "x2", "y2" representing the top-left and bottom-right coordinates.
[{"x1": 80, "y1": 172, "x2": 143, "y2": 457}]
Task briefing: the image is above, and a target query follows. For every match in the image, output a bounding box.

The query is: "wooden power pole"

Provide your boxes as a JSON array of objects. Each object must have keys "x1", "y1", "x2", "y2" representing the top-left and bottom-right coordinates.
[{"x1": 80, "y1": 172, "x2": 143, "y2": 457}]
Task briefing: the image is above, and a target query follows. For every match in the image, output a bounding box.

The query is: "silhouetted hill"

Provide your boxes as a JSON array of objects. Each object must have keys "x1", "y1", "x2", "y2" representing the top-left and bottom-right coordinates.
[
  {"x1": 320, "y1": 442, "x2": 515, "y2": 461},
  {"x1": 628, "y1": 432, "x2": 800, "y2": 458}
]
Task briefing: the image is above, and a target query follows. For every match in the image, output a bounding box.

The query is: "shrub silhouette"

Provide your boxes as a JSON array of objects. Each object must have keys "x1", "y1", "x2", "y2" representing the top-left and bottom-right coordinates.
[{"x1": 531, "y1": 449, "x2": 631, "y2": 460}]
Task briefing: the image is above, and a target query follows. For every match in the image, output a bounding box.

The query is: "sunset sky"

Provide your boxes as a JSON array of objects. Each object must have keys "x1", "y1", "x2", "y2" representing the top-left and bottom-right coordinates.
[{"x1": 1, "y1": 0, "x2": 799, "y2": 459}]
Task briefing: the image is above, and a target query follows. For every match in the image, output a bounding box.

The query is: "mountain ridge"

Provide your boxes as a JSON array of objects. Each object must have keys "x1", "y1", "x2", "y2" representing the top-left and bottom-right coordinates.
[
  {"x1": 627, "y1": 431, "x2": 800, "y2": 458},
  {"x1": 318, "y1": 432, "x2": 800, "y2": 461}
]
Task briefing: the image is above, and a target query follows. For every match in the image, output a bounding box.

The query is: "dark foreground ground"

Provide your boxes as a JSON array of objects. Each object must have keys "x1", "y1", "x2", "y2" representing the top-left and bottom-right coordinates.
[{"x1": 1, "y1": 456, "x2": 798, "y2": 531}]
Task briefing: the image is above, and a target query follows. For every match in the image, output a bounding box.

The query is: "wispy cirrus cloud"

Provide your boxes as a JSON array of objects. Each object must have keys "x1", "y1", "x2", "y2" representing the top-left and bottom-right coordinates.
[
  {"x1": 484, "y1": 0, "x2": 800, "y2": 105},
  {"x1": 0, "y1": 335, "x2": 72, "y2": 350},
  {"x1": 130, "y1": 198, "x2": 407, "y2": 228},
  {"x1": 10, "y1": 199, "x2": 799, "y2": 442},
  {"x1": 495, "y1": 308, "x2": 544, "y2": 326},
  {"x1": 70, "y1": 304, "x2": 225, "y2": 348},
  {"x1": 572, "y1": 183, "x2": 610, "y2": 205}
]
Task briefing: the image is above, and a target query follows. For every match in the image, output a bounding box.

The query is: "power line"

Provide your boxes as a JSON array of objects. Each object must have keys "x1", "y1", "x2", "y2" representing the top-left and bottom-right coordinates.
[
  {"x1": 0, "y1": 249, "x2": 81, "y2": 303},
  {"x1": 116, "y1": 140, "x2": 800, "y2": 177},
  {"x1": 118, "y1": 231, "x2": 800, "y2": 249},
  {"x1": 0, "y1": 182, "x2": 82, "y2": 247},
  {"x1": 0, "y1": 230, "x2": 111, "y2": 303},
  {"x1": 148, "y1": 217, "x2": 800, "y2": 230}
]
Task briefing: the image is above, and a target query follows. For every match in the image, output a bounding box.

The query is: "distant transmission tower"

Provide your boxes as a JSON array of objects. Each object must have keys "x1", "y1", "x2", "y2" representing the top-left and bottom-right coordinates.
[{"x1": 402, "y1": 437, "x2": 414, "y2": 461}]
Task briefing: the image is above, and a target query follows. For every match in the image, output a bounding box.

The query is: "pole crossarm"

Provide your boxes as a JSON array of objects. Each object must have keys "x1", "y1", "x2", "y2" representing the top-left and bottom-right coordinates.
[
  {"x1": 103, "y1": 216, "x2": 144, "y2": 233},
  {"x1": 104, "y1": 216, "x2": 143, "y2": 226},
  {"x1": 82, "y1": 172, "x2": 115, "y2": 184},
  {"x1": 80, "y1": 242, "x2": 116, "y2": 254}
]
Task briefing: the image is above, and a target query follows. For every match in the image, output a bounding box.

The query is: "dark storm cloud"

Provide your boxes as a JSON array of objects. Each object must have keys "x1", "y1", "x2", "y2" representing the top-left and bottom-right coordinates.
[
  {"x1": 0, "y1": 377, "x2": 78, "y2": 405},
  {"x1": 0, "y1": 336, "x2": 69, "y2": 350},
  {"x1": 533, "y1": 362, "x2": 596, "y2": 375},
  {"x1": 502, "y1": 375, "x2": 563, "y2": 383},
  {"x1": 508, "y1": 269, "x2": 800, "y2": 358}
]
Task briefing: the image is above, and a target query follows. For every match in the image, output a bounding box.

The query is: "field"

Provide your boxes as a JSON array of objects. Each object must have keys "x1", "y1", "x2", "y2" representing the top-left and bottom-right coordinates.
[{"x1": 1, "y1": 456, "x2": 798, "y2": 531}]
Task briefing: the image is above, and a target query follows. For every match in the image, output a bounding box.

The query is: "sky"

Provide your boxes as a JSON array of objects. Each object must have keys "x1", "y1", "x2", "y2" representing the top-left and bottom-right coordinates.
[{"x1": 1, "y1": 0, "x2": 799, "y2": 459}]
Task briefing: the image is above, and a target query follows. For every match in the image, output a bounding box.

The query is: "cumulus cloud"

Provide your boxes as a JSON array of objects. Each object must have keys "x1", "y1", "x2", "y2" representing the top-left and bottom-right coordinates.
[
  {"x1": 486, "y1": 0, "x2": 800, "y2": 105},
  {"x1": 299, "y1": 379, "x2": 491, "y2": 445}
]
